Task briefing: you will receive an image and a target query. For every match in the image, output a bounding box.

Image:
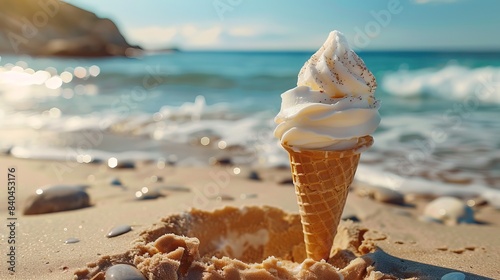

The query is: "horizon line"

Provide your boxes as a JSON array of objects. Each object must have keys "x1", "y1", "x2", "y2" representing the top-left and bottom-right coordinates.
[{"x1": 144, "y1": 48, "x2": 500, "y2": 54}]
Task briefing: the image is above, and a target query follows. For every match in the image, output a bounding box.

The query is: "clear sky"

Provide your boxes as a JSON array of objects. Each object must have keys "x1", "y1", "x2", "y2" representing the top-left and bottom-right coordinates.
[{"x1": 65, "y1": 0, "x2": 500, "y2": 51}]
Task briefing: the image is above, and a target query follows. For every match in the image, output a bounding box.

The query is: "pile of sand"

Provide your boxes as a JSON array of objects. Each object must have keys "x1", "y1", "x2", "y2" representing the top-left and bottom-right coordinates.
[{"x1": 74, "y1": 206, "x2": 393, "y2": 280}]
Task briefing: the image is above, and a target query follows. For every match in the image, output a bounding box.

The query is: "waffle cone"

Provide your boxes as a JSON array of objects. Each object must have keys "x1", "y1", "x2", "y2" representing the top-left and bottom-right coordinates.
[{"x1": 283, "y1": 136, "x2": 373, "y2": 261}]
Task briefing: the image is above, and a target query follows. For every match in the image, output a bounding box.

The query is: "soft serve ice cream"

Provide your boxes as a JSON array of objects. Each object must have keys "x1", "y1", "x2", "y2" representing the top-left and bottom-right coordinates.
[{"x1": 275, "y1": 31, "x2": 380, "y2": 150}]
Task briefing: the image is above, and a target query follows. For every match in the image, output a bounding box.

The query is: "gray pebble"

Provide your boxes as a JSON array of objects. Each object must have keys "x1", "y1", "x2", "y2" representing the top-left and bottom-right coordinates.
[
  {"x1": 211, "y1": 194, "x2": 234, "y2": 201},
  {"x1": 149, "y1": 175, "x2": 163, "y2": 183},
  {"x1": 0, "y1": 145, "x2": 12, "y2": 155},
  {"x1": 23, "y1": 185, "x2": 90, "y2": 215},
  {"x1": 441, "y1": 272, "x2": 465, "y2": 280},
  {"x1": 248, "y1": 171, "x2": 261, "y2": 181},
  {"x1": 371, "y1": 187, "x2": 405, "y2": 205},
  {"x1": 135, "y1": 189, "x2": 164, "y2": 200},
  {"x1": 64, "y1": 238, "x2": 80, "y2": 244},
  {"x1": 240, "y1": 193, "x2": 258, "y2": 199},
  {"x1": 277, "y1": 177, "x2": 294, "y2": 185},
  {"x1": 158, "y1": 185, "x2": 191, "y2": 192},
  {"x1": 105, "y1": 264, "x2": 146, "y2": 280},
  {"x1": 341, "y1": 205, "x2": 359, "y2": 221},
  {"x1": 114, "y1": 161, "x2": 136, "y2": 169},
  {"x1": 109, "y1": 177, "x2": 122, "y2": 186},
  {"x1": 107, "y1": 225, "x2": 132, "y2": 238},
  {"x1": 209, "y1": 157, "x2": 232, "y2": 166}
]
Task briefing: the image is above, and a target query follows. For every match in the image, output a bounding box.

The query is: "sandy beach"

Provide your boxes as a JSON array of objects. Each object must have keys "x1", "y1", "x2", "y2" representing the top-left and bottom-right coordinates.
[
  {"x1": 0, "y1": 155, "x2": 498, "y2": 279},
  {"x1": 1, "y1": 0, "x2": 500, "y2": 279}
]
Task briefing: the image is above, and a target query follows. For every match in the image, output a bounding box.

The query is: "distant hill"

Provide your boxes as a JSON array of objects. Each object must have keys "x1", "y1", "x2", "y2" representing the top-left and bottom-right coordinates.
[{"x1": 0, "y1": 0, "x2": 142, "y2": 57}]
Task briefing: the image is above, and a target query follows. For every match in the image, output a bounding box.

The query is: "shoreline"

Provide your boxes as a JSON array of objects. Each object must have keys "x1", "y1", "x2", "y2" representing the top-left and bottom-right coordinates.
[{"x1": 0, "y1": 155, "x2": 499, "y2": 279}]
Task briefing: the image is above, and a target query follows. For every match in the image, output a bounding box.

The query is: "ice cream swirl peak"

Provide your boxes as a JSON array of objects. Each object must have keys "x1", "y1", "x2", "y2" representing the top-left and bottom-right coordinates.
[{"x1": 298, "y1": 31, "x2": 377, "y2": 97}]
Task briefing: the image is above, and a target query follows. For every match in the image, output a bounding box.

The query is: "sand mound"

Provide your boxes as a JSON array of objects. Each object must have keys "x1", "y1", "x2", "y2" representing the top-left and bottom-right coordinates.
[{"x1": 74, "y1": 206, "x2": 393, "y2": 280}]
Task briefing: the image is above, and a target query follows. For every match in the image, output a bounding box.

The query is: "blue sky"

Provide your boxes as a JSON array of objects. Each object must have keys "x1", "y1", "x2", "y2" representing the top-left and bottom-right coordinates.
[{"x1": 66, "y1": 0, "x2": 500, "y2": 51}]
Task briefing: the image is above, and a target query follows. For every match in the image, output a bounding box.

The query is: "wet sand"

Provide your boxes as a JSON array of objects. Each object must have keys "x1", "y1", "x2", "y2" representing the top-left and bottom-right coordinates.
[{"x1": 0, "y1": 155, "x2": 499, "y2": 279}]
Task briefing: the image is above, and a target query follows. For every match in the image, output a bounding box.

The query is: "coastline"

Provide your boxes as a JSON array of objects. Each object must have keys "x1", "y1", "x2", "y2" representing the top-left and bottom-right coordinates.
[{"x1": 1, "y1": 155, "x2": 498, "y2": 279}]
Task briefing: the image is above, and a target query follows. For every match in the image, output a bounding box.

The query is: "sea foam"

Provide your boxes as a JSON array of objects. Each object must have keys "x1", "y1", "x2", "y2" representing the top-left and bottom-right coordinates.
[{"x1": 382, "y1": 65, "x2": 500, "y2": 103}]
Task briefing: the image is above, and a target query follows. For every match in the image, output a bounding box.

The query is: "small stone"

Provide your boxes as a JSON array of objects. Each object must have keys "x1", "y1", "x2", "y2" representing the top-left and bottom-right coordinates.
[
  {"x1": 64, "y1": 238, "x2": 80, "y2": 244},
  {"x1": 422, "y1": 197, "x2": 475, "y2": 225},
  {"x1": 114, "y1": 161, "x2": 136, "y2": 169},
  {"x1": 341, "y1": 205, "x2": 359, "y2": 221},
  {"x1": 248, "y1": 170, "x2": 261, "y2": 181},
  {"x1": 209, "y1": 157, "x2": 232, "y2": 166},
  {"x1": 149, "y1": 175, "x2": 163, "y2": 183},
  {"x1": 0, "y1": 145, "x2": 12, "y2": 155},
  {"x1": 23, "y1": 185, "x2": 90, "y2": 215},
  {"x1": 89, "y1": 158, "x2": 103, "y2": 164},
  {"x1": 159, "y1": 185, "x2": 191, "y2": 192},
  {"x1": 211, "y1": 194, "x2": 234, "y2": 202},
  {"x1": 371, "y1": 187, "x2": 405, "y2": 205},
  {"x1": 277, "y1": 177, "x2": 294, "y2": 185},
  {"x1": 441, "y1": 272, "x2": 465, "y2": 280},
  {"x1": 135, "y1": 189, "x2": 164, "y2": 200},
  {"x1": 109, "y1": 177, "x2": 122, "y2": 186},
  {"x1": 106, "y1": 225, "x2": 132, "y2": 238},
  {"x1": 105, "y1": 264, "x2": 146, "y2": 280},
  {"x1": 240, "y1": 193, "x2": 258, "y2": 199}
]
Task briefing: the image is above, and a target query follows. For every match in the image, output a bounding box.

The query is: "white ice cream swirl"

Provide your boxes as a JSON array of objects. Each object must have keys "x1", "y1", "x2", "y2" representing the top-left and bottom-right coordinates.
[
  {"x1": 274, "y1": 31, "x2": 380, "y2": 150},
  {"x1": 298, "y1": 30, "x2": 376, "y2": 97}
]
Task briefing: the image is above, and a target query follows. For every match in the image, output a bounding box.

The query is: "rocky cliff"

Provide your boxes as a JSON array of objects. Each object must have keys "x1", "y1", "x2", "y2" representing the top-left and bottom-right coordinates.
[{"x1": 0, "y1": 0, "x2": 141, "y2": 57}]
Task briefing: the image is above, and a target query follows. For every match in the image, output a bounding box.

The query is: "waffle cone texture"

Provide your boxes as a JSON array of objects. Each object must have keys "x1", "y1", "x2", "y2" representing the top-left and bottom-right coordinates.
[{"x1": 283, "y1": 136, "x2": 373, "y2": 261}]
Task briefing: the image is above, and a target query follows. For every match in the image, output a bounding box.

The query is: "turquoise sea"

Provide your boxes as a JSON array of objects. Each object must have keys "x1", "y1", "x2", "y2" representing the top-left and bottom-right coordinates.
[{"x1": 0, "y1": 51, "x2": 499, "y2": 195}]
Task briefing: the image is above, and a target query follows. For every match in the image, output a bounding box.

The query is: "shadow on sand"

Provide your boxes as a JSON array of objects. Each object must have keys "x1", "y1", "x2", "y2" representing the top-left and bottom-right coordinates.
[{"x1": 370, "y1": 248, "x2": 493, "y2": 280}]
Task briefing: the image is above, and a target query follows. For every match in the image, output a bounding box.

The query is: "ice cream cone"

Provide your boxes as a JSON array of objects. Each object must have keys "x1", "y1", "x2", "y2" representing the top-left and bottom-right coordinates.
[{"x1": 283, "y1": 136, "x2": 373, "y2": 261}]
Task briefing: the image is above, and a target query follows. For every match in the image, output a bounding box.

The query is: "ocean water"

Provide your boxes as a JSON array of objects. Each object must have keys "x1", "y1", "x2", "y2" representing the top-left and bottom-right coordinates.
[{"x1": 1, "y1": 51, "x2": 499, "y2": 200}]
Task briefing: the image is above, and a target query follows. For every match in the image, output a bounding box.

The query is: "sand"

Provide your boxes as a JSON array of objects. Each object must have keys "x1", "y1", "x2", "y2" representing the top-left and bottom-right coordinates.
[{"x1": 0, "y1": 155, "x2": 499, "y2": 279}]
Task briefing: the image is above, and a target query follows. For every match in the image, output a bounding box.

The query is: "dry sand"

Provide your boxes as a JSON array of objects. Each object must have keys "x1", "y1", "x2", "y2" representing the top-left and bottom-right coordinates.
[{"x1": 0, "y1": 155, "x2": 498, "y2": 279}]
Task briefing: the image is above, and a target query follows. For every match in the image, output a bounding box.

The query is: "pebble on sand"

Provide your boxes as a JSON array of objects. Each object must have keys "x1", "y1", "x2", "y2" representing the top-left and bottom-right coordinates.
[
  {"x1": 23, "y1": 185, "x2": 90, "y2": 215},
  {"x1": 108, "y1": 158, "x2": 136, "y2": 169},
  {"x1": 134, "y1": 188, "x2": 165, "y2": 200},
  {"x1": 441, "y1": 272, "x2": 465, "y2": 280},
  {"x1": 148, "y1": 175, "x2": 163, "y2": 183},
  {"x1": 64, "y1": 238, "x2": 80, "y2": 244},
  {"x1": 107, "y1": 225, "x2": 132, "y2": 238},
  {"x1": 422, "y1": 197, "x2": 475, "y2": 225},
  {"x1": 209, "y1": 157, "x2": 232, "y2": 166},
  {"x1": 277, "y1": 177, "x2": 294, "y2": 185},
  {"x1": 354, "y1": 184, "x2": 405, "y2": 205},
  {"x1": 105, "y1": 264, "x2": 146, "y2": 280},
  {"x1": 247, "y1": 170, "x2": 261, "y2": 181},
  {"x1": 158, "y1": 185, "x2": 191, "y2": 192},
  {"x1": 109, "y1": 177, "x2": 122, "y2": 186}
]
